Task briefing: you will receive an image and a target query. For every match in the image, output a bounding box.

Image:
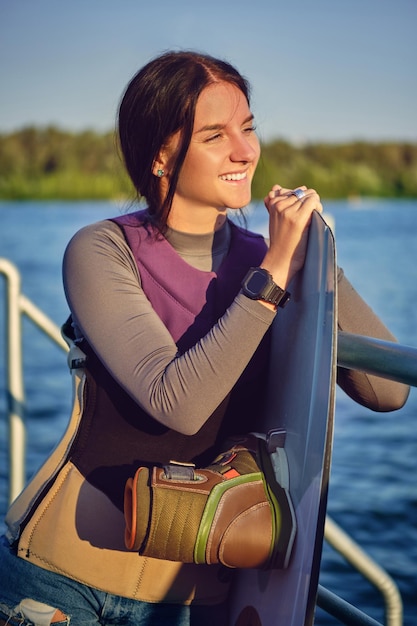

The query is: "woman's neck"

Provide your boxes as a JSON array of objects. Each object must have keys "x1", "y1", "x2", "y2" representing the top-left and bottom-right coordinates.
[
  {"x1": 165, "y1": 219, "x2": 231, "y2": 272},
  {"x1": 167, "y1": 206, "x2": 228, "y2": 234}
]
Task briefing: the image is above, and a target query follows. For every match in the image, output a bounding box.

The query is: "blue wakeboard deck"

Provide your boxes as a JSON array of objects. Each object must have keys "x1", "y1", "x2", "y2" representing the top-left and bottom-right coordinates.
[{"x1": 230, "y1": 211, "x2": 337, "y2": 626}]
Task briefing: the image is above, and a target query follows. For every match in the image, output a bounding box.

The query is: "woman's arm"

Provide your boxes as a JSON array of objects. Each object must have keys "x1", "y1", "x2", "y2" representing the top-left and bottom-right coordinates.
[
  {"x1": 336, "y1": 267, "x2": 409, "y2": 411},
  {"x1": 63, "y1": 220, "x2": 276, "y2": 435}
]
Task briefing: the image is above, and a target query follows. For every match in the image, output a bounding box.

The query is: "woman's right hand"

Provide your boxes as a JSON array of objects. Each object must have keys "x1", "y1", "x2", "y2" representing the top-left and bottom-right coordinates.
[{"x1": 261, "y1": 184, "x2": 323, "y2": 289}]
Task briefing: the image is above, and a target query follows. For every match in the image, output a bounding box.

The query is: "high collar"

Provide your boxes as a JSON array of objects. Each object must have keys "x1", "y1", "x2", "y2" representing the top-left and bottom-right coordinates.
[{"x1": 165, "y1": 220, "x2": 232, "y2": 272}]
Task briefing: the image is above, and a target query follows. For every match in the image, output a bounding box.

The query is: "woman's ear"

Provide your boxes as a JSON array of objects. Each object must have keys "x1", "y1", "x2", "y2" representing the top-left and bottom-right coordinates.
[
  {"x1": 152, "y1": 134, "x2": 178, "y2": 178},
  {"x1": 152, "y1": 155, "x2": 166, "y2": 178}
]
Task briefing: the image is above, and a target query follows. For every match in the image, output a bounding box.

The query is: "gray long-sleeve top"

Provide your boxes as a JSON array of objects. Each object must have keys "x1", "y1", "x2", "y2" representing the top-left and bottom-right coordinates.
[{"x1": 63, "y1": 218, "x2": 409, "y2": 436}]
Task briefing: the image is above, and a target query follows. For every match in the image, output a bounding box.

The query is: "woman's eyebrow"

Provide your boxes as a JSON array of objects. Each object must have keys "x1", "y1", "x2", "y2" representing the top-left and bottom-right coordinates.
[{"x1": 195, "y1": 114, "x2": 255, "y2": 135}]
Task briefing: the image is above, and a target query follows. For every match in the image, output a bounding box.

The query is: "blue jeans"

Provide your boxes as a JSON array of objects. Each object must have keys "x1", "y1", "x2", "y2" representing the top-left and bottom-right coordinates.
[{"x1": 0, "y1": 536, "x2": 229, "y2": 625}]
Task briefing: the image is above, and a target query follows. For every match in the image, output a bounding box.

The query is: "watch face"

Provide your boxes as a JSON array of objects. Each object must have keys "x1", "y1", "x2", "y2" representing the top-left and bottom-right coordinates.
[
  {"x1": 246, "y1": 270, "x2": 268, "y2": 297},
  {"x1": 242, "y1": 267, "x2": 290, "y2": 307}
]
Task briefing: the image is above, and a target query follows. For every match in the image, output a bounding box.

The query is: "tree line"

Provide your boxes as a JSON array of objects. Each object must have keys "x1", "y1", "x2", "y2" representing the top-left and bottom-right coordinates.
[{"x1": 1, "y1": 126, "x2": 416, "y2": 201}]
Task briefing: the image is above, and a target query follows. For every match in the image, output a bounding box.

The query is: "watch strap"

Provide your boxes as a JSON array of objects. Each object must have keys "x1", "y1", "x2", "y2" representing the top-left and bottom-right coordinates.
[{"x1": 261, "y1": 280, "x2": 291, "y2": 308}]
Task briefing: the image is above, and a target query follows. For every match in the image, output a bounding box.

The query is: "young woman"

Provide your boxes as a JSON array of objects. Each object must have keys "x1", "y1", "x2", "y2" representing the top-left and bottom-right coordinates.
[{"x1": 0, "y1": 51, "x2": 409, "y2": 626}]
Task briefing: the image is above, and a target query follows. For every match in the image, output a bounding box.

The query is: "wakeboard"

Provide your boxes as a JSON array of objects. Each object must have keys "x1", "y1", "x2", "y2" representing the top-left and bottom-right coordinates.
[{"x1": 230, "y1": 210, "x2": 337, "y2": 626}]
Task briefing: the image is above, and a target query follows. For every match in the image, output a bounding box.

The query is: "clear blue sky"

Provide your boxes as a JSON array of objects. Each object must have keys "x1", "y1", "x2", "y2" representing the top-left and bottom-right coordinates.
[{"x1": 1, "y1": 0, "x2": 416, "y2": 143}]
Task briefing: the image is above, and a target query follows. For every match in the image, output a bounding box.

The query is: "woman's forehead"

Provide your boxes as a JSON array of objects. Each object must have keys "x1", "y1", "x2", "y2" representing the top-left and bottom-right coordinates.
[{"x1": 193, "y1": 82, "x2": 251, "y2": 131}]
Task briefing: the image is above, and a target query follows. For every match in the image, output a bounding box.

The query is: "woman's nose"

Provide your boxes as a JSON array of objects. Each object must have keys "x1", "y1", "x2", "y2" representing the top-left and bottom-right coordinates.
[{"x1": 230, "y1": 133, "x2": 259, "y2": 163}]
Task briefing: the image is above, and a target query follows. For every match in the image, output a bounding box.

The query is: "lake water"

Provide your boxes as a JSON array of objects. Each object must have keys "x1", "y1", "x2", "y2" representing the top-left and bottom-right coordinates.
[{"x1": 0, "y1": 199, "x2": 416, "y2": 624}]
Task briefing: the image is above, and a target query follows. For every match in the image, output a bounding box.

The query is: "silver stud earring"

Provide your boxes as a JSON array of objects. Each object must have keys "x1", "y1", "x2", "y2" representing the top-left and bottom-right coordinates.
[{"x1": 157, "y1": 169, "x2": 164, "y2": 178}]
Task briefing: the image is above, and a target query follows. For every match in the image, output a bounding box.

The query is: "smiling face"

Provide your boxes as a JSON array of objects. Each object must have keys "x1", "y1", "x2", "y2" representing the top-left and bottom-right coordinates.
[{"x1": 158, "y1": 81, "x2": 260, "y2": 232}]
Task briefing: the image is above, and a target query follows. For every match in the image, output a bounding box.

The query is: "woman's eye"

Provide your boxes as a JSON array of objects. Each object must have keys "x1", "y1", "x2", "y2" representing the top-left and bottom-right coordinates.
[
  {"x1": 205, "y1": 133, "x2": 222, "y2": 143},
  {"x1": 204, "y1": 125, "x2": 256, "y2": 143}
]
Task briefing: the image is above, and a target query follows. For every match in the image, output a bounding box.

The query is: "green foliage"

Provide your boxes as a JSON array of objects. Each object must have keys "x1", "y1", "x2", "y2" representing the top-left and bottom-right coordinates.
[
  {"x1": 0, "y1": 126, "x2": 134, "y2": 200},
  {"x1": 254, "y1": 139, "x2": 417, "y2": 199},
  {"x1": 0, "y1": 127, "x2": 416, "y2": 200}
]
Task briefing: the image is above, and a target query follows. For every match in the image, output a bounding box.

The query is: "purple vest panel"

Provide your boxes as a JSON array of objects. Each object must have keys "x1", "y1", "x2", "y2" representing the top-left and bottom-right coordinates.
[{"x1": 112, "y1": 210, "x2": 267, "y2": 353}]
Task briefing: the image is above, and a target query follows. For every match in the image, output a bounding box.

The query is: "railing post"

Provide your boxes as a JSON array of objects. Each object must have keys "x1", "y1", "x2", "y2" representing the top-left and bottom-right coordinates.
[
  {"x1": 0, "y1": 258, "x2": 26, "y2": 503},
  {"x1": 324, "y1": 516, "x2": 403, "y2": 626}
]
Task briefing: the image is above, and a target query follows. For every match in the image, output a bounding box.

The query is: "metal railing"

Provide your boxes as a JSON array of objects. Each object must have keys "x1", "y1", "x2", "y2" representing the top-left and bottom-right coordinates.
[
  {"x1": 338, "y1": 331, "x2": 417, "y2": 387},
  {"x1": 2, "y1": 257, "x2": 416, "y2": 626},
  {"x1": 0, "y1": 258, "x2": 68, "y2": 503},
  {"x1": 321, "y1": 518, "x2": 403, "y2": 626}
]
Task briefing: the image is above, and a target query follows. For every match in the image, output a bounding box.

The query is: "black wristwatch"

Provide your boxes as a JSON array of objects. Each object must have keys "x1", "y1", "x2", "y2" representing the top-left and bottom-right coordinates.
[{"x1": 241, "y1": 267, "x2": 291, "y2": 308}]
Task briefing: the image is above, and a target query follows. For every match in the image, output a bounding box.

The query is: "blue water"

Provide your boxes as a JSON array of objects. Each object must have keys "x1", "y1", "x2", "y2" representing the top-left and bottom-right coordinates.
[{"x1": 0, "y1": 199, "x2": 416, "y2": 624}]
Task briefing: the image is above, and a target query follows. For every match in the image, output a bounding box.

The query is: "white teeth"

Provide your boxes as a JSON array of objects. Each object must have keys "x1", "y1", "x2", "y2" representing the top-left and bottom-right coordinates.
[{"x1": 220, "y1": 172, "x2": 247, "y2": 181}]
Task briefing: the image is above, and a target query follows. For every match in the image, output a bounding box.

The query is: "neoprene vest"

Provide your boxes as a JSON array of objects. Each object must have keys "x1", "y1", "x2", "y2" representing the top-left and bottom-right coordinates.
[
  {"x1": 70, "y1": 211, "x2": 270, "y2": 510},
  {"x1": 5, "y1": 210, "x2": 270, "y2": 603}
]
